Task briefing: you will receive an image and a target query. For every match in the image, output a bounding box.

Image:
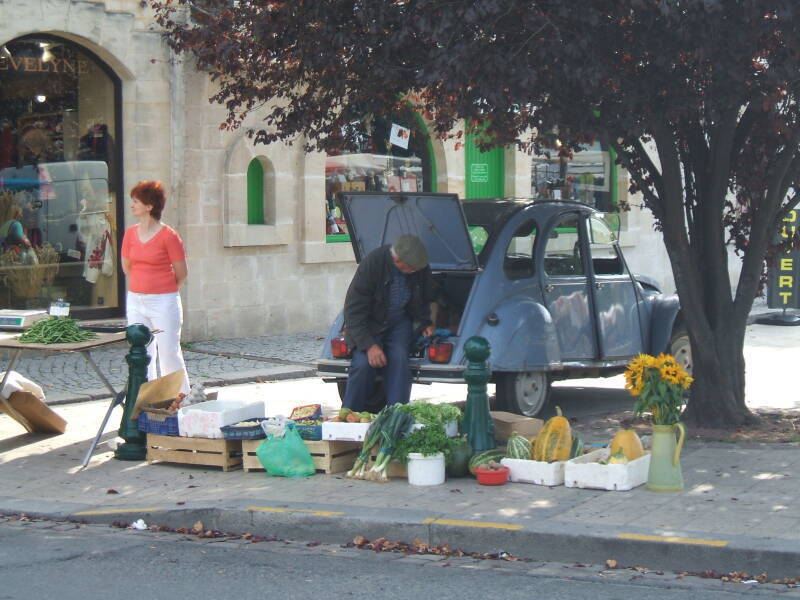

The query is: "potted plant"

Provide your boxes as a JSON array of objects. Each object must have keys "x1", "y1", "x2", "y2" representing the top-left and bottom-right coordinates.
[
  {"x1": 395, "y1": 424, "x2": 460, "y2": 486},
  {"x1": 625, "y1": 353, "x2": 693, "y2": 492}
]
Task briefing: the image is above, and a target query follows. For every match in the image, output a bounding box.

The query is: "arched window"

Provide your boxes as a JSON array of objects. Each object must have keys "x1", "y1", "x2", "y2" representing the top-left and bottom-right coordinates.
[
  {"x1": 246, "y1": 156, "x2": 275, "y2": 226},
  {"x1": 247, "y1": 158, "x2": 264, "y2": 224},
  {"x1": 0, "y1": 34, "x2": 122, "y2": 317}
]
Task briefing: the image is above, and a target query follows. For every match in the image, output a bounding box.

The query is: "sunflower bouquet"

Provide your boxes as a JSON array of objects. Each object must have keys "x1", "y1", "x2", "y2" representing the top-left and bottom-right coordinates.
[{"x1": 624, "y1": 353, "x2": 693, "y2": 425}]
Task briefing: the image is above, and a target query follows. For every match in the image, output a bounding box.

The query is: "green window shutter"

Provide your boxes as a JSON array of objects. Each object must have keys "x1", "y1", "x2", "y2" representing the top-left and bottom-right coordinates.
[{"x1": 247, "y1": 159, "x2": 264, "y2": 225}]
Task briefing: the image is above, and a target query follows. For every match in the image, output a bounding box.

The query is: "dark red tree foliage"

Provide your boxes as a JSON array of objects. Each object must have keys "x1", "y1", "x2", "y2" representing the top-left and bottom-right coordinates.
[{"x1": 151, "y1": 0, "x2": 800, "y2": 428}]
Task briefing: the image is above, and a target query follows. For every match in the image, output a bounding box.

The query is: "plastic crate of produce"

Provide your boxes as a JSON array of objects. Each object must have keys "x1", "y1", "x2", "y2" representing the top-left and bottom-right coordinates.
[
  {"x1": 137, "y1": 411, "x2": 179, "y2": 437},
  {"x1": 295, "y1": 424, "x2": 323, "y2": 441},
  {"x1": 564, "y1": 448, "x2": 650, "y2": 491},
  {"x1": 220, "y1": 418, "x2": 267, "y2": 440},
  {"x1": 500, "y1": 457, "x2": 566, "y2": 486}
]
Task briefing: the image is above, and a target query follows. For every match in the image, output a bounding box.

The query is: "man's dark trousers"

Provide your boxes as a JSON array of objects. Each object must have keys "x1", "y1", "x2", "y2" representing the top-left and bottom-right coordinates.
[{"x1": 343, "y1": 317, "x2": 413, "y2": 412}]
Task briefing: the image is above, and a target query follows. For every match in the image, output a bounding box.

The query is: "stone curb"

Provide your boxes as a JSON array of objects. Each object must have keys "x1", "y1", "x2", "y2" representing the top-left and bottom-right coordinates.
[{"x1": 2, "y1": 498, "x2": 798, "y2": 579}]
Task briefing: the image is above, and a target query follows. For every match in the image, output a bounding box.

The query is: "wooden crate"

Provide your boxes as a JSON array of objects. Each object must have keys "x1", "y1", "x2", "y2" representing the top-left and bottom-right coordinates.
[
  {"x1": 368, "y1": 454, "x2": 407, "y2": 478},
  {"x1": 242, "y1": 439, "x2": 361, "y2": 474},
  {"x1": 146, "y1": 434, "x2": 242, "y2": 472}
]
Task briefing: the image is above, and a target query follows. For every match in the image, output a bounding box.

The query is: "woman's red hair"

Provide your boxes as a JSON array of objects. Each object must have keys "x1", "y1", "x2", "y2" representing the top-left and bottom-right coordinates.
[{"x1": 130, "y1": 181, "x2": 166, "y2": 220}]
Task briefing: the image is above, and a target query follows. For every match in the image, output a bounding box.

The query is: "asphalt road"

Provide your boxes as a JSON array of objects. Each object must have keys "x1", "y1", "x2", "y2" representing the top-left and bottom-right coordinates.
[{"x1": 1, "y1": 518, "x2": 796, "y2": 600}]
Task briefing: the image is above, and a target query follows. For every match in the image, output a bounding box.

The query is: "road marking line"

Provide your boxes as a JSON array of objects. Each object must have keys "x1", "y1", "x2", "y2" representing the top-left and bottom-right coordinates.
[
  {"x1": 423, "y1": 518, "x2": 523, "y2": 531},
  {"x1": 246, "y1": 506, "x2": 344, "y2": 517},
  {"x1": 618, "y1": 533, "x2": 729, "y2": 547},
  {"x1": 75, "y1": 507, "x2": 166, "y2": 516}
]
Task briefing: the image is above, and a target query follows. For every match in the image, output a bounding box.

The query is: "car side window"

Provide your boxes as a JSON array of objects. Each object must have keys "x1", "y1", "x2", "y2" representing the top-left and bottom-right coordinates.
[
  {"x1": 544, "y1": 216, "x2": 585, "y2": 276},
  {"x1": 503, "y1": 219, "x2": 537, "y2": 280},
  {"x1": 589, "y1": 216, "x2": 624, "y2": 275}
]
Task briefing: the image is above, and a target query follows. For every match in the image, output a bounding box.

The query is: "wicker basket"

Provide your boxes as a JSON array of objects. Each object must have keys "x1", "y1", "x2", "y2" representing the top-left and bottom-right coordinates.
[{"x1": 220, "y1": 417, "x2": 267, "y2": 440}]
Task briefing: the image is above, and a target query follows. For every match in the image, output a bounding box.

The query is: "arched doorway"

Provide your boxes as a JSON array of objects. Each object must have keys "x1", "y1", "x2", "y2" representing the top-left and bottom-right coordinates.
[{"x1": 0, "y1": 34, "x2": 123, "y2": 317}]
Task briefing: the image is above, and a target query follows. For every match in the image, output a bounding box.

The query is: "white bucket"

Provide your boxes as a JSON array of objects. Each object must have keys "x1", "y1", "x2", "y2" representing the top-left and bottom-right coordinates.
[{"x1": 407, "y1": 452, "x2": 445, "y2": 486}]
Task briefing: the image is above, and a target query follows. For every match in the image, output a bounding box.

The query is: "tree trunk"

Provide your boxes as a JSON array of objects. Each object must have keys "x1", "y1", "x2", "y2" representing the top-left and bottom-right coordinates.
[{"x1": 681, "y1": 322, "x2": 757, "y2": 429}]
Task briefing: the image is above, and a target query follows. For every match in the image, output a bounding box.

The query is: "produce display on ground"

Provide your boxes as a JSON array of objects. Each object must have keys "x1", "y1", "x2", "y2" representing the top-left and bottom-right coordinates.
[{"x1": 346, "y1": 404, "x2": 415, "y2": 482}]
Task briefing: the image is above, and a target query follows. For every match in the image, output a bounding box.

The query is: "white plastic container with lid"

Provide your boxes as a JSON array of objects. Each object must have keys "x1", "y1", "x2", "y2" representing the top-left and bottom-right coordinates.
[{"x1": 178, "y1": 398, "x2": 265, "y2": 438}]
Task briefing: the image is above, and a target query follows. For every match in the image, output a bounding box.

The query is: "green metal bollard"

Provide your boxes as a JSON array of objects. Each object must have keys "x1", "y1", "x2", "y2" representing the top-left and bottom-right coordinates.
[
  {"x1": 462, "y1": 336, "x2": 495, "y2": 454},
  {"x1": 114, "y1": 324, "x2": 152, "y2": 461}
]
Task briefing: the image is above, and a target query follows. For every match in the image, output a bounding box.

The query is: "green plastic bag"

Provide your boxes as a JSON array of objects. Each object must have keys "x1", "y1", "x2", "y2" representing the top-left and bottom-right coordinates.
[{"x1": 255, "y1": 425, "x2": 316, "y2": 478}]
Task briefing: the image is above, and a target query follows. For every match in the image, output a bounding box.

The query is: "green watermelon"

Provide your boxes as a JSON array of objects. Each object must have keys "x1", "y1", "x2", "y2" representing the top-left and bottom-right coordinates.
[
  {"x1": 468, "y1": 449, "x2": 506, "y2": 475},
  {"x1": 506, "y1": 432, "x2": 532, "y2": 460}
]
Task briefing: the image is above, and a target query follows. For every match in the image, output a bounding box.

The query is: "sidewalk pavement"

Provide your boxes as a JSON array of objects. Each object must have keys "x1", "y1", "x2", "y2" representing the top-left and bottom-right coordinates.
[{"x1": 1, "y1": 312, "x2": 800, "y2": 579}]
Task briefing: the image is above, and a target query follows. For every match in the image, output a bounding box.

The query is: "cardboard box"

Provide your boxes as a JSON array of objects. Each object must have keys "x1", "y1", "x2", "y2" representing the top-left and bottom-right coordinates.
[
  {"x1": 0, "y1": 391, "x2": 66, "y2": 434},
  {"x1": 490, "y1": 411, "x2": 543, "y2": 442}
]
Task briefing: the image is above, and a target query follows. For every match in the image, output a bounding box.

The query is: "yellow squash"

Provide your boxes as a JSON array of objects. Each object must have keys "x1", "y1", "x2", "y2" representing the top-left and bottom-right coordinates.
[
  {"x1": 609, "y1": 429, "x2": 644, "y2": 461},
  {"x1": 532, "y1": 406, "x2": 572, "y2": 462},
  {"x1": 607, "y1": 450, "x2": 629, "y2": 464}
]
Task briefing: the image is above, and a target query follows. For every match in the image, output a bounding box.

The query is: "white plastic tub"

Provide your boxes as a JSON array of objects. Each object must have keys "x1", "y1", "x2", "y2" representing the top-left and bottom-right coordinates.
[
  {"x1": 410, "y1": 420, "x2": 459, "y2": 437},
  {"x1": 177, "y1": 399, "x2": 264, "y2": 439},
  {"x1": 407, "y1": 452, "x2": 445, "y2": 486},
  {"x1": 500, "y1": 457, "x2": 566, "y2": 486},
  {"x1": 564, "y1": 448, "x2": 651, "y2": 491}
]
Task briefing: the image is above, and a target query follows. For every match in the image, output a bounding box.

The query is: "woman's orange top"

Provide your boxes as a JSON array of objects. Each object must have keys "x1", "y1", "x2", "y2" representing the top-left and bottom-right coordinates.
[{"x1": 121, "y1": 225, "x2": 186, "y2": 294}]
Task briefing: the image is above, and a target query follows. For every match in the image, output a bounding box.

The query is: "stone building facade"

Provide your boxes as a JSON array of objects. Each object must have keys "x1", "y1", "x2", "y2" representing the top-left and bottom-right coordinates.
[{"x1": 0, "y1": 0, "x2": 677, "y2": 342}]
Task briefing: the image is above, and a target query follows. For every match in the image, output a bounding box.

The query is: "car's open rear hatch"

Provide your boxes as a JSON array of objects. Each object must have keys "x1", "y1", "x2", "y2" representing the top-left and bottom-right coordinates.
[{"x1": 338, "y1": 192, "x2": 479, "y2": 271}]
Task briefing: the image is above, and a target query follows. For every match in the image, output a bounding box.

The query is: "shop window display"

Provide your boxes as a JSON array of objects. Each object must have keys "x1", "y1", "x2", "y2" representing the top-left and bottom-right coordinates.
[
  {"x1": 531, "y1": 141, "x2": 615, "y2": 212},
  {"x1": 0, "y1": 36, "x2": 121, "y2": 315},
  {"x1": 325, "y1": 113, "x2": 432, "y2": 241}
]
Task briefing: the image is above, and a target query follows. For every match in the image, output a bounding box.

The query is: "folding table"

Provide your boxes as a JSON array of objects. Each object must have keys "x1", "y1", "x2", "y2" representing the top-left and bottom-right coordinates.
[{"x1": 0, "y1": 331, "x2": 128, "y2": 468}]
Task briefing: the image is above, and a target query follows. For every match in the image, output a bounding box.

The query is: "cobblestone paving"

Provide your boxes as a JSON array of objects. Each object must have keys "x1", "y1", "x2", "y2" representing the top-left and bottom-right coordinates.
[{"x1": 1, "y1": 332, "x2": 327, "y2": 402}]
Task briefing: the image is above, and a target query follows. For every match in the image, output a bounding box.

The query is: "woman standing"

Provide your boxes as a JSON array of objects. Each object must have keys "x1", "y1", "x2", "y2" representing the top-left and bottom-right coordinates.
[{"x1": 121, "y1": 181, "x2": 190, "y2": 394}]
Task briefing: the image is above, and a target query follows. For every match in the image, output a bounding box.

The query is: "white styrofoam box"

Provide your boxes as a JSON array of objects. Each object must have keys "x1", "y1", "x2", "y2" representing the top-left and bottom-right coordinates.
[
  {"x1": 178, "y1": 399, "x2": 265, "y2": 439},
  {"x1": 564, "y1": 448, "x2": 651, "y2": 491},
  {"x1": 501, "y1": 457, "x2": 566, "y2": 486},
  {"x1": 410, "y1": 420, "x2": 459, "y2": 437},
  {"x1": 321, "y1": 421, "x2": 371, "y2": 442}
]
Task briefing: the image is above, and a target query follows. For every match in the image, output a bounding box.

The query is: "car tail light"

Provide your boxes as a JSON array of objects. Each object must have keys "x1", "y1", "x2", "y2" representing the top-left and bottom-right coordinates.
[
  {"x1": 331, "y1": 337, "x2": 352, "y2": 358},
  {"x1": 427, "y1": 342, "x2": 453, "y2": 363}
]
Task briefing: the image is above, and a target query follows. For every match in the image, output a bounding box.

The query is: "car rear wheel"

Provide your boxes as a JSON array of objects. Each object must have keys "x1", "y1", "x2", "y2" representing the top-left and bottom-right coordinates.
[
  {"x1": 669, "y1": 327, "x2": 692, "y2": 375},
  {"x1": 496, "y1": 371, "x2": 551, "y2": 417}
]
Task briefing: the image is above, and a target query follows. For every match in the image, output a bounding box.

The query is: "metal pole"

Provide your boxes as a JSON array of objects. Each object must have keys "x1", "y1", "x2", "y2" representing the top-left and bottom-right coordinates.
[
  {"x1": 462, "y1": 336, "x2": 495, "y2": 453},
  {"x1": 114, "y1": 324, "x2": 152, "y2": 461}
]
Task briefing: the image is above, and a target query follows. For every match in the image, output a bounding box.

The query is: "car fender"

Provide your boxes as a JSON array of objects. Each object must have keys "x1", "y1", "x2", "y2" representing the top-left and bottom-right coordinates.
[
  {"x1": 474, "y1": 298, "x2": 560, "y2": 372},
  {"x1": 647, "y1": 294, "x2": 681, "y2": 355}
]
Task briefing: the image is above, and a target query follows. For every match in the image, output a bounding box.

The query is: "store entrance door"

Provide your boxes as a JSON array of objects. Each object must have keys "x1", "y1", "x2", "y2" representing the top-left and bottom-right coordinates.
[{"x1": 465, "y1": 130, "x2": 505, "y2": 199}]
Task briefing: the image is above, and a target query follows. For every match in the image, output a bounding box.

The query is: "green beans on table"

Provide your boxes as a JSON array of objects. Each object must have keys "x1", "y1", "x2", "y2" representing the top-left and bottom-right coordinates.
[{"x1": 18, "y1": 317, "x2": 97, "y2": 344}]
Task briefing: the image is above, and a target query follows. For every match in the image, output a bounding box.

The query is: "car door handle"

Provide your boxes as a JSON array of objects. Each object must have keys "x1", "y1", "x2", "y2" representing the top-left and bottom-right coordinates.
[
  {"x1": 544, "y1": 284, "x2": 554, "y2": 293},
  {"x1": 595, "y1": 282, "x2": 604, "y2": 290}
]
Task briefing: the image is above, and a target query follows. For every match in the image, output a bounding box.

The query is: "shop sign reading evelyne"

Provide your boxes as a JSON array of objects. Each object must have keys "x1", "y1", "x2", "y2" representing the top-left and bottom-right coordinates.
[{"x1": 0, "y1": 56, "x2": 89, "y2": 75}]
